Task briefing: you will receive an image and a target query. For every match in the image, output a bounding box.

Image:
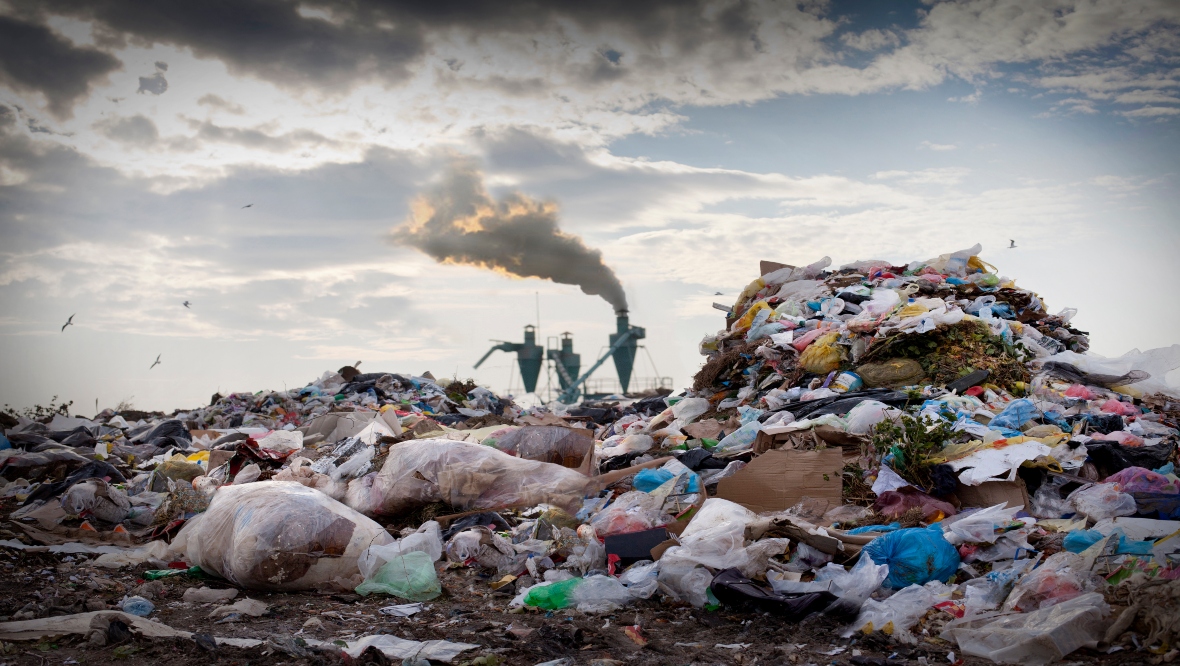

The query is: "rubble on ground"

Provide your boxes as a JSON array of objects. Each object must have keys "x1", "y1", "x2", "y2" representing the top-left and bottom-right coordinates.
[{"x1": 3, "y1": 243, "x2": 1180, "y2": 665}]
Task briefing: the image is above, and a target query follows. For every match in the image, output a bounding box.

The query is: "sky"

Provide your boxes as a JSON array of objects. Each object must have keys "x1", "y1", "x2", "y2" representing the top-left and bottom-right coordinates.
[{"x1": 0, "y1": 0, "x2": 1178, "y2": 414}]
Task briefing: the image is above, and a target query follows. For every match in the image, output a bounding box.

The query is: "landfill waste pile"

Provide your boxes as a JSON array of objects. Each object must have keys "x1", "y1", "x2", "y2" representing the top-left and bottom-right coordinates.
[{"x1": 2, "y1": 244, "x2": 1180, "y2": 665}]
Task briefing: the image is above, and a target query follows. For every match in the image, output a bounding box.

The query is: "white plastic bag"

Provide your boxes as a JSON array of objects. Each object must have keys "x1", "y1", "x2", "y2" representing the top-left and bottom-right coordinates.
[
  {"x1": 359, "y1": 521, "x2": 443, "y2": 580},
  {"x1": 942, "y1": 503, "x2": 1021, "y2": 546},
  {"x1": 943, "y1": 592, "x2": 1109, "y2": 665},
  {"x1": 844, "y1": 580, "x2": 955, "y2": 644},
  {"x1": 171, "y1": 481, "x2": 393, "y2": 591},
  {"x1": 1069, "y1": 483, "x2": 1137, "y2": 522}
]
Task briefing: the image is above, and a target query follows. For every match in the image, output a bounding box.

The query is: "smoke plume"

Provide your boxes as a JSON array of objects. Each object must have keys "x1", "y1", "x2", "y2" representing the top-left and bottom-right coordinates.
[{"x1": 396, "y1": 161, "x2": 628, "y2": 313}]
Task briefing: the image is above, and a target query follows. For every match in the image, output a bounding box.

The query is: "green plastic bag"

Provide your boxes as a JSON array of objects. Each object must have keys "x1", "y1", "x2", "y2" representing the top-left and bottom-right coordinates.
[
  {"x1": 355, "y1": 550, "x2": 441, "y2": 601},
  {"x1": 522, "y1": 577, "x2": 582, "y2": 610}
]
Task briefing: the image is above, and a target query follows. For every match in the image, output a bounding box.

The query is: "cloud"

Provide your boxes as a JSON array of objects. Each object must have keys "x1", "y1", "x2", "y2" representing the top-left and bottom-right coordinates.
[
  {"x1": 872, "y1": 167, "x2": 971, "y2": 186},
  {"x1": 0, "y1": 14, "x2": 121, "y2": 119},
  {"x1": 840, "y1": 29, "x2": 901, "y2": 52},
  {"x1": 94, "y1": 114, "x2": 158, "y2": 147},
  {"x1": 919, "y1": 140, "x2": 957, "y2": 151},
  {"x1": 196, "y1": 94, "x2": 245, "y2": 115},
  {"x1": 187, "y1": 120, "x2": 337, "y2": 152}
]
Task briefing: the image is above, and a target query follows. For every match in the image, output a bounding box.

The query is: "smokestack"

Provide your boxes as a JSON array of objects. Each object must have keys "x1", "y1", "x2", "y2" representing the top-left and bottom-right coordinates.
[{"x1": 395, "y1": 159, "x2": 628, "y2": 313}]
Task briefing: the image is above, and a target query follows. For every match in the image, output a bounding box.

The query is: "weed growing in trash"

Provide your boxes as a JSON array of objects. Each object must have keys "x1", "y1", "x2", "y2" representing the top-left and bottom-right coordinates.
[{"x1": 870, "y1": 414, "x2": 960, "y2": 492}]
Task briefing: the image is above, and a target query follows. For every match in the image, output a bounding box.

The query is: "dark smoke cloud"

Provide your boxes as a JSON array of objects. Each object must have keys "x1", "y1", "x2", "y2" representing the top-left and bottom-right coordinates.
[
  {"x1": 0, "y1": 15, "x2": 121, "y2": 119},
  {"x1": 396, "y1": 160, "x2": 627, "y2": 313}
]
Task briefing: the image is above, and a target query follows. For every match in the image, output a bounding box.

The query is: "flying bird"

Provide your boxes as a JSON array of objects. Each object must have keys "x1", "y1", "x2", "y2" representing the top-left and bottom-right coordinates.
[
  {"x1": 1009, "y1": 239, "x2": 1017, "y2": 248},
  {"x1": 714, "y1": 292, "x2": 723, "y2": 295},
  {"x1": 61, "y1": 314, "x2": 74, "y2": 332},
  {"x1": 149, "y1": 354, "x2": 161, "y2": 370},
  {"x1": 241, "y1": 204, "x2": 253, "y2": 208},
  {"x1": 183, "y1": 301, "x2": 191, "y2": 308}
]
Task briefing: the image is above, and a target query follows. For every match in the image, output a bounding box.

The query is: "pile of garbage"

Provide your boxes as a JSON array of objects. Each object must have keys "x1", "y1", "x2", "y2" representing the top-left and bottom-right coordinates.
[{"x1": 3, "y1": 244, "x2": 1180, "y2": 665}]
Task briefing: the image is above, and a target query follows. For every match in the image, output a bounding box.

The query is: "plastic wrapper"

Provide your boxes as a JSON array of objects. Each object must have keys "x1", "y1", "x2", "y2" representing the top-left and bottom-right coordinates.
[
  {"x1": 1068, "y1": 483, "x2": 1138, "y2": 521},
  {"x1": 1002, "y1": 552, "x2": 1094, "y2": 612},
  {"x1": 346, "y1": 439, "x2": 596, "y2": 516},
  {"x1": 355, "y1": 550, "x2": 442, "y2": 601},
  {"x1": 961, "y1": 559, "x2": 1035, "y2": 616},
  {"x1": 273, "y1": 457, "x2": 347, "y2": 500},
  {"x1": 564, "y1": 525, "x2": 606, "y2": 574},
  {"x1": 862, "y1": 524, "x2": 960, "y2": 589},
  {"x1": 171, "y1": 481, "x2": 393, "y2": 591},
  {"x1": 943, "y1": 592, "x2": 1109, "y2": 665}
]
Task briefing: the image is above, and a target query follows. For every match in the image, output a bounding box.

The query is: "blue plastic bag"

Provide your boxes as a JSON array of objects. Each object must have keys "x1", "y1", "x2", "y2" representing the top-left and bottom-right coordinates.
[
  {"x1": 847, "y1": 522, "x2": 901, "y2": 535},
  {"x1": 633, "y1": 468, "x2": 701, "y2": 493},
  {"x1": 1063, "y1": 529, "x2": 1154, "y2": 556},
  {"x1": 0, "y1": 433, "x2": 9, "y2": 451},
  {"x1": 989, "y1": 398, "x2": 1039, "y2": 431},
  {"x1": 862, "y1": 524, "x2": 960, "y2": 589}
]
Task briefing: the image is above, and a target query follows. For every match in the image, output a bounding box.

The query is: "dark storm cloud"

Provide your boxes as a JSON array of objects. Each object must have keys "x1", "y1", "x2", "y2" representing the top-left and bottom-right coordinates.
[
  {"x1": 94, "y1": 114, "x2": 159, "y2": 146},
  {"x1": 32, "y1": 0, "x2": 759, "y2": 91},
  {"x1": 396, "y1": 158, "x2": 629, "y2": 313},
  {"x1": 0, "y1": 15, "x2": 121, "y2": 119}
]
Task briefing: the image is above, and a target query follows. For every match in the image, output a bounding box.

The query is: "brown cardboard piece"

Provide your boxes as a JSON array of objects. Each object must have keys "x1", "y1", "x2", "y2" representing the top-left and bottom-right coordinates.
[
  {"x1": 956, "y1": 479, "x2": 1031, "y2": 512},
  {"x1": 760, "y1": 260, "x2": 794, "y2": 276},
  {"x1": 207, "y1": 449, "x2": 235, "y2": 472},
  {"x1": 716, "y1": 448, "x2": 844, "y2": 514},
  {"x1": 753, "y1": 425, "x2": 868, "y2": 455}
]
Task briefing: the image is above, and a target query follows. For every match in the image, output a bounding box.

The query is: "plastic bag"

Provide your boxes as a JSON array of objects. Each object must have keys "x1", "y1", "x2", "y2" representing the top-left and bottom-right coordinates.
[
  {"x1": 857, "y1": 359, "x2": 925, "y2": 388},
  {"x1": 1030, "y1": 478, "x2": 1071, "y2": 519},
  {"x1": 171, "y1": 481, "x2": 393, "y2": 590},
  {"x1": 1105, "y1": 466, "x2": 1179, "y2": 494},
  {"x1": 355, "y1": 550, "x2": 442, "y2": 601},
  {"x1": 588, "y1": 491, "x2": 664, "y2": 537},
  {"x1": 346, "y1": 439, "x2": 597, "y2": 517},
  {"x1": 1003, "y1": 552, "x2": 1094, "y2": 612},
  {"x1": 944, "y1": 593, "x2": 1109, "y2": 665},
  {"x1": 813, "y1": 555, "x2": 890, "y2": 618},
  {"x1": 862, "y1": 524, "x2": 960, "y2": 589},
  {"x1": 989, "y1": 398, "x2": 1038, "y2": 431},
  {"x1": 961, "y1": 558, "x2": 1035, "y2": 616},
  {"x1": 359, "y1": 521, "x2": 443, "y2": 581},
  {"x1": 942, "y1": 503, "x2": 1021, "y2": 546},
  {"x1": 1044, "y1": 345, "x2": 1180, "y2": 398},
  {"x1": 564, "y1": 525, "x2": 606, "y2": 575},
  {"x1": 799, "y1": 332, "x2": 844, "y2": 374},
  {"x1": 656, "y1": 560, "x2": 713, "y2": 607},
  {"x1": 845, "y1": 400, "x2": 893, "y2": 435},
  {"x1": 60, "y1": 478, "x2": 130, "y2": 523},
  {"x1": 1068, "y1": 483, "x2": 1138, "y2": 521},
  {"x1": 714, "y1": 420, "x2": 762, "y2": 453},
  {"x1": 571, "y1": 574, "x2": 634, "y2": 613},
  {"x1": 845, "y1": 580, "x2": 955, "y2": 644}
]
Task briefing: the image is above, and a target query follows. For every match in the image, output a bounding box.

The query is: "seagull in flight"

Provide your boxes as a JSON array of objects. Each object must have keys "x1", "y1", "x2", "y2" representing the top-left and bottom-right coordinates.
[
  {"x1": 241, "y1": 203, "x2": 253, "y2": 208},
  {"x1": 1009, "y1": 239, "x2": 1017, "y2": 248},
  {"x1": 61, "y1": 314, "x2": 74, "y2": 332},
  {"x1": 149, "y1": 354, "x2": 161, "y2": 370},
  {"x1": 714, "y1": 292, "x2": 723, "y2": 295},
  {"x1": 183, "y1": 301, "x2": 191, "y2": 308}
]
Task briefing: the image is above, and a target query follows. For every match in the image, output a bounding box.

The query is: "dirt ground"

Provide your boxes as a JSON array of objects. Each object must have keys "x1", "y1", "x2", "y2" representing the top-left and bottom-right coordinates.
[{"x1": 0, "y1": 545, "x2": 1153, "y2": 666}]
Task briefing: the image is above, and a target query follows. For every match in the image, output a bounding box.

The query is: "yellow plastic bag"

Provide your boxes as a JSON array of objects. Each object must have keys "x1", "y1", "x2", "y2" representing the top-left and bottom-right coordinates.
[
  {"x1": 732, "y1": 300, "x2": 771, "y2": 333},
  {"x1": 799, "y1": 332, "x2": 843, "y2": 374}
]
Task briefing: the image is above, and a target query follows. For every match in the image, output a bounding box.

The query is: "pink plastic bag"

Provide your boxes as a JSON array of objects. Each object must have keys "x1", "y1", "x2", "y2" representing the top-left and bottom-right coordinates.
[
  {"x1": 1106, "y1": 466, "x2": 1179, "y2": 494},
  {"x1": 1101, "y1": 399, "x2": 1140, "y2": 417},
  {"x1": 1091, "y1": 430, "x2": 1144, "y2": 447},
  {"x1": 1064, "y1": 385, "x2": 1097, "y2": 400}
]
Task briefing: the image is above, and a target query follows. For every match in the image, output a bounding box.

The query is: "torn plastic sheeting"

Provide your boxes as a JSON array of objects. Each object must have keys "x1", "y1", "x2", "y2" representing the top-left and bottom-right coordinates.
[
  {"x1": 946, "y1": 440, "x2": 1051, "y2": 486},
  {"x1": 710, "y1": 567, "x2": 836, "y2": 620},
  {"x1": 171, "y1": 481, "x2": 393, "y2": 590},
  {"x1": 1042, "y1": 345, "x2": 1180, "y2": 398},
  {"x1": 305, "y1": 634, "x2": 478, "y2": 662},
  {"x1": 942, "y1": 592, "x2": 1109, "y2": 665},
  {"x1": 0, "y1": 538, "x2": 169, "y2": 568},
  {"x1": 346, "y1": 438, "x2": 599, "y2": 517},
  {"x1": 0, "y1": 610, "x2": 262, "y2": 648}
]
